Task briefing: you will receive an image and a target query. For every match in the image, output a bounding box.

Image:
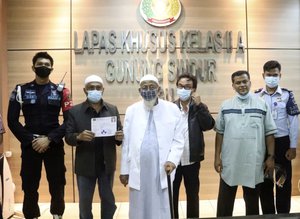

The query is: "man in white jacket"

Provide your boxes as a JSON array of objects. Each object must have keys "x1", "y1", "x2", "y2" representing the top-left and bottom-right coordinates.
[{"x1": 120, "y1": 74, "x2": 184, "y2": 219}]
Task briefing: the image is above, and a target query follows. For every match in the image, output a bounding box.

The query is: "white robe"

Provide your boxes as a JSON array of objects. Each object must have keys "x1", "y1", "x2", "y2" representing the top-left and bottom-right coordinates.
[
  {"x1": 120, "y1": 99, "x2": 184, "y2": 189},
  {"x1": 129, "y1": 111, "x2": 170, "y2": 219}
]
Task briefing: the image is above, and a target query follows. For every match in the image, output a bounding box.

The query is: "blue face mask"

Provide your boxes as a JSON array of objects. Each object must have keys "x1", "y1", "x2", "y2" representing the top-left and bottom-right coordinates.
[
  {"x1": 265, "y1": 76, "x2": 280, "y2": 88},
  {"x1": 87, "y1": 90, "x2": 102, "y2": 103},
  {"x1": 177, "y1": 88, "x2": 192, "y2": 101},
  {"x1": 140, "y1": 89, "x2": 158, "y2": 101}
]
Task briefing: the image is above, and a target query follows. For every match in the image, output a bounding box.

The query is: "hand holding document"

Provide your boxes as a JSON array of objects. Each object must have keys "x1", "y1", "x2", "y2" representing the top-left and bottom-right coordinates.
[
  {"x1": 115, "y1": 130, "x2": 124, "y2": 141},
  {"x1": 91, "y1": 116, "x2": 117, "y2": 137}
]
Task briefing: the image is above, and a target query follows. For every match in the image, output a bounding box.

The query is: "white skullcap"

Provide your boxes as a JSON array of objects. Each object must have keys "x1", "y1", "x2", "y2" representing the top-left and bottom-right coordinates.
[
  {"x1": 84, "y1": 75, "x2": 103, "y2": 85},
  {"x1": 139, "y1": 74, "x2": 159, "y2": 85}
]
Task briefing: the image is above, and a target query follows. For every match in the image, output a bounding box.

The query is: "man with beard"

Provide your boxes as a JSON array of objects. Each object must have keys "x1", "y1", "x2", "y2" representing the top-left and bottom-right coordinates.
[{"x1": 120, "y1": 74, "x2": 184, "y2": 219}]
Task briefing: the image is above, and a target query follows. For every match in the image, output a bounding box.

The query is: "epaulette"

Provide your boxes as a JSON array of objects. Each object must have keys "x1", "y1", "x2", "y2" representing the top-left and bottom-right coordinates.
[
  {"x1": 18, "y1": 81, "x2": 37, "y2": 89},
  {"x1": 10, "y1": 83, "x2": 26, "y2": 103},
  {"x1": 281, "y1": 88, "x2": 292, "y2": 93},
  {"x1": 16, "y1": 83, "x2": 27, "y2": 87},
  {"x1": 254, "y1": 88, "x2": 263, "y2": 93}
]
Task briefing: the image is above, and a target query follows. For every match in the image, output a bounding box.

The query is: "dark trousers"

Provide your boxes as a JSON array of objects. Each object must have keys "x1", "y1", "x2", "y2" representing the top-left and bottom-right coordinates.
[
  {"x1": 77, "y1": 173, "x2": 116, "y2": 219},
  {"x1": 21, "y1": 147, "x2": 66, "y2": 219},
  {"x1": 217, "y1": 178, "x2": 260, "y2": 217},
  {"x1": 173, "y1": 162, "x2": 200, "y2": 219},
  {"x1": 260, "y1": 136, "x2": 292, "y2": 214}
]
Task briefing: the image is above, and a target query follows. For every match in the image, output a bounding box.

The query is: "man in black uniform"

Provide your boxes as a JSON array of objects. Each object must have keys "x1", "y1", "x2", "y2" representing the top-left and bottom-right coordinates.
[{"x1": 7, "y1": 52, "x2": 72, "y2": 219}]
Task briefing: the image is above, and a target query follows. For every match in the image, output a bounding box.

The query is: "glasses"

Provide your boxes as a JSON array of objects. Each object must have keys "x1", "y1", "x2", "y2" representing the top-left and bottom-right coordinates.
[{"x1": 177, "y1": 84, "x2": 193, "y2": 90}]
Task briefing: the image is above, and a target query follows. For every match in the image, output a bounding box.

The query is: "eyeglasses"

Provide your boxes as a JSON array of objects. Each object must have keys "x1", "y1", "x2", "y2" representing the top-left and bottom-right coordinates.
[{"x1": 177, "y1": 85, "x2": 193, "y2": 90}]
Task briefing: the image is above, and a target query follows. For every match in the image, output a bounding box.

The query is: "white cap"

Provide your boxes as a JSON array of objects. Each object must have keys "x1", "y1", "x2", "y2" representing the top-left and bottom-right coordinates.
[
  {"x1": 84, "y1": 75, "x2": 103, "y2": 85},
  {"x1": 139, "y1": 74, "x2": 159, "y2": 85}
]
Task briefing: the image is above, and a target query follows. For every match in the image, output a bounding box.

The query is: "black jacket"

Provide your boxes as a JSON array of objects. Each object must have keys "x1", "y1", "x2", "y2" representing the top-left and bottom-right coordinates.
[
  {"x1": 7, "y1": 80, "x2": 72, "y2": 149},
  {"x1": 65, "y1": 100, "x2": 122, "y2": 176},
  {"x1": 174, "y1": 98, "x2": 215, "y2": 162}
]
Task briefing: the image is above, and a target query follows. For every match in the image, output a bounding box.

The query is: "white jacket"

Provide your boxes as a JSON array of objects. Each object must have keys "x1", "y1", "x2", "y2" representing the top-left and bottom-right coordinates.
[{"x1": 120, "y1": 99, "x2": 184, "y2": 190}]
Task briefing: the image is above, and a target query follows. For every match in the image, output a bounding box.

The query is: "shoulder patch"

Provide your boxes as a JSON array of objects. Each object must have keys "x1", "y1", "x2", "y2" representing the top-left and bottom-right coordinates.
[
  {"x1": 286, "y1": 91, "x2": 300, "y2": 116},
  {"x1": 61, "y1": 87, "x2": 73, "y2": 112},
  {"x1": 254, "y1": 88, "x2": 263, "y2": 94}
]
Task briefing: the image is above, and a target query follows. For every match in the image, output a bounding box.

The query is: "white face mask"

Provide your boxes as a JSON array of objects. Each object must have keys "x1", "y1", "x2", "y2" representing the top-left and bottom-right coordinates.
[
  {"x1": 265, "y1": 76, "x2": 280, "y2": 88},
  {"x1": 87, "y1": 90, "x2": 102, "y2": 103},
  {"x1": 177, "y1": 88, "x2": 192, "y2": 101},
  {"x1": 237, "y1": 92, "x2": 250, "y2": 100}
]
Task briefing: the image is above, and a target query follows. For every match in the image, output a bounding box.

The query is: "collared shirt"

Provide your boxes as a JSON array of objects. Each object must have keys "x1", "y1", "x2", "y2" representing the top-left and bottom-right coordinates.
[
  {"x1": 215, "y1": 93, "x2": 277, "y2": 188},
  {"x1": 256, "y1": 86, "x2": 299, "y2": 148},
  {"x1": 179, "y1": 102, "x2": 194, "y2": 166},
  {"x1": 0, "y1": 114, "x2": 5, "y2": 134}
]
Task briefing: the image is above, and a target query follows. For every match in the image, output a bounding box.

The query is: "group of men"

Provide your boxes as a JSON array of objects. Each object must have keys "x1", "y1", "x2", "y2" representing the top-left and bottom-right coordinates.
[
  {"x1": 214, "y1": 62, "x2": 299, "y2": 217},
  {"x1": 1, "y1": 51, "x2": 298, "y2": 219}
]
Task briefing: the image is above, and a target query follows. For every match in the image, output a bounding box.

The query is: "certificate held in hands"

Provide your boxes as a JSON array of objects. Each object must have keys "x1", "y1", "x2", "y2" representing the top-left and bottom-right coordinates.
[{"x1": 91, "y1": 116, "x2": 117, "y2": 137}]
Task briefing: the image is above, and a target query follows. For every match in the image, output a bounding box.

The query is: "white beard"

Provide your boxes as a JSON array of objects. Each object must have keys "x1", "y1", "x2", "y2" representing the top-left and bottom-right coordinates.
[{"x1": 143, "y1": 98, "x2": 158, "y2": 110}]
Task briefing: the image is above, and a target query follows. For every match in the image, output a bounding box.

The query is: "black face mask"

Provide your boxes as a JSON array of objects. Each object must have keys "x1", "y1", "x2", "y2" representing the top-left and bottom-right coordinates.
[{"x1": 35, "y1": 66, "x2": 52, "y2": 78}]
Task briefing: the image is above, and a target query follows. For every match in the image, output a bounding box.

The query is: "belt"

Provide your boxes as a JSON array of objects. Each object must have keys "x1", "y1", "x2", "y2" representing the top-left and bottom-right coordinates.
[{"x1": 33, "y1": 134, "x2": 47, "y2": 139}]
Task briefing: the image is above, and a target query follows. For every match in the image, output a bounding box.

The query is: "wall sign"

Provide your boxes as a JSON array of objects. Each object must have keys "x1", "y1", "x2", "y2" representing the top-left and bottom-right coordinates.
[{"x1": 140, "y1": 0, "x2": 181, "y2": 27}]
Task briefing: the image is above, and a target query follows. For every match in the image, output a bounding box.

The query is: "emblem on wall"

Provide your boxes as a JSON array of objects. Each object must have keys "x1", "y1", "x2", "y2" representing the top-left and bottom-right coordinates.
[{"x1": 140, "y1": 0, "x2": 181, "y2": 27}]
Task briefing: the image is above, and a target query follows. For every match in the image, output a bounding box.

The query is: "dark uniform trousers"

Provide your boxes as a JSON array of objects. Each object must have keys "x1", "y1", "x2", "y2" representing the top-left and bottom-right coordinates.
[
  {"x1": 21, "y1": 143, "x2": 66, "y2": 218},
  {"x1": 21, "y1": 144, "x2": 66, "y2": 218},
  {"x1": 217, "y1": 178, "x2": 260, "y2": 217},
  {"x1": 260, "y1": 136, "x2": 292, "y2": 214},
  {"x1": 173, "y1": 162, "x2": 200, "y2": 219}
]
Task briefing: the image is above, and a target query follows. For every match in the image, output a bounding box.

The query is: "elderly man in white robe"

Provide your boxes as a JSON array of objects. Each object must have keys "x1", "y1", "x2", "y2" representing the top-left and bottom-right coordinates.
[{"x1": 120, "y1": 74, "x2": 184, "y2": 219}]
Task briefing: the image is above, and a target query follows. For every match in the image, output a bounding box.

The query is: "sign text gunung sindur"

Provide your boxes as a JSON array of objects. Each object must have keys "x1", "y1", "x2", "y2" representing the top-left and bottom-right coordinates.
[{"x1": 74, "y1": 30, "x2": 245, "y2": 84}]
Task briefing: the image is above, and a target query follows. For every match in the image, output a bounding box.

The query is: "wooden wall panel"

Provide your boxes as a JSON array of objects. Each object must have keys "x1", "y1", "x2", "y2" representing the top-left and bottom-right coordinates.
[
  {"x1": 4, "y1": 0, "x2": 300, "y2": 204},
  {"x1": 7, "y1": 0, "x2": 70, "y2": 49},
  {"x1": 247, "y1": 0, "x2": 300, "y2": 48},
  {"x1": 0, "y1": 0, "x2": 8, "y2": 153},
  {"x1": 72, "y1": 0, "x2": 247, "y2": 30}
]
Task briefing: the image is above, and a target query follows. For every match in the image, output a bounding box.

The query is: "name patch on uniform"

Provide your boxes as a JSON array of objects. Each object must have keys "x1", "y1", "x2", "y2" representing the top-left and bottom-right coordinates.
[{"x1": 24, "y1": 89, "x2": 37, "y2": 104}]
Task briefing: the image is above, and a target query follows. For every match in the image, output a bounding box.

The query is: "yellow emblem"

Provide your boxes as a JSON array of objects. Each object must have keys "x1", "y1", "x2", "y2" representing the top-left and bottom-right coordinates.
[{"x1": 140, "y1": 0, "x2": 182, "y2": 27}]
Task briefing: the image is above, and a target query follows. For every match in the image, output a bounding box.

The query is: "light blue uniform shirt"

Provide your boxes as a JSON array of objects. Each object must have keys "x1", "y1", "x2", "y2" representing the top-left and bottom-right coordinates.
[{"x1": 255, "y1": 86, "x2": 299, "y2": 148}]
